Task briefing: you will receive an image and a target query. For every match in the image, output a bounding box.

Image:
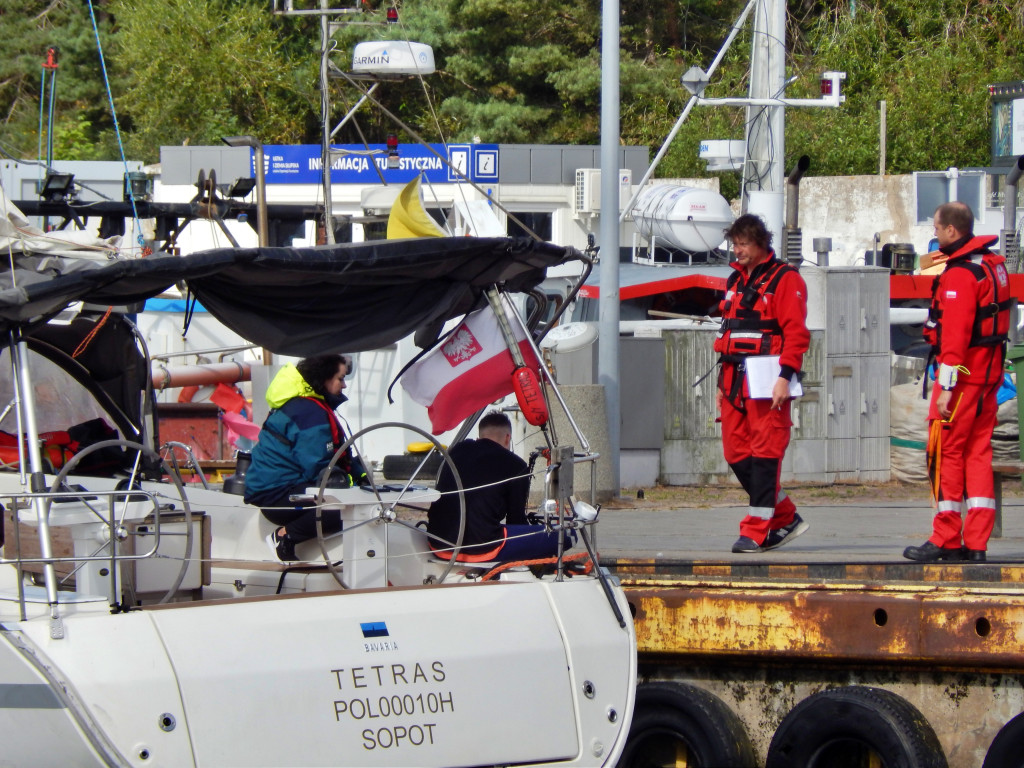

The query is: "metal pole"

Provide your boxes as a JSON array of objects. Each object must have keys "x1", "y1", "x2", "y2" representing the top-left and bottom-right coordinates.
[
  {"x1": 254, "y1": 144, "x2": 269, "y2": 247},
  {"x1": 879, "y1": 100, "x2": 887, "y2": 176},
  {"x1": 330, "y1": 83, "x2": 379, "y2": 139},
  {"x1": 785, "y1": 155, "x2": 810, "y2": 229},
  {"x1": 599, "y1": 0, "x2": 621, "y2": 495},
  {"x1": 12, "y1": 338, "x2": 62, "y2": 629},
  {"x1": 742, "y1": 0, "x2": 786, "y2": 233},
  {"x1": 320, "y1": 1, "x2": 336, "y2": 244},
  {"x1": 46, "y1": 64, "x2": 57, "y2": 170}
]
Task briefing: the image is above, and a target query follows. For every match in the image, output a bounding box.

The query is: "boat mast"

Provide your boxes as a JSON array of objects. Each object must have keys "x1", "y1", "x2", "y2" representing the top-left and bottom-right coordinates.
[
  {"x1": 273, "y1": 1, "x2": 364, "y2": 245},
  {"x1": 622, "y1": 0, "x2": 843, "y2": 242},
  {"x1": 741, "y1": 0, "x2": 787, "y2": 233},
  {"x1": 320, "y1": 3, "x2": 337, "y2": 244}
]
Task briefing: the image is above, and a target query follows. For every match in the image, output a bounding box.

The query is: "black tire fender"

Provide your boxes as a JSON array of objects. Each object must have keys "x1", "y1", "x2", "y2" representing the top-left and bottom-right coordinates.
[
  {"x1": 381, "y1": 452, "x2": 443, "y2": 480},
  {"x1": 616, "y1": 681, "x2": 756, "y2": 768},
  {"x1": 983, "y1": 711, "x2": 1024, "y2": 768},
  {"x1": 766, "y1": 685, "x2": 947, "y2": 768}
]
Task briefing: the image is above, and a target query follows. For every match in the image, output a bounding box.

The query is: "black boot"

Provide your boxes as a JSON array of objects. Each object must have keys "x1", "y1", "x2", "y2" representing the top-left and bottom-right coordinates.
[{"x1": 903, "y1": 541, "x2": 964, "y2": 562}]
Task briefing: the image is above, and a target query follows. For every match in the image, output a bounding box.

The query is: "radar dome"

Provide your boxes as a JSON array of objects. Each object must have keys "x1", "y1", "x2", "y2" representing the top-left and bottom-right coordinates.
[{"x1": 352, "y1": 41, "x2": 435, "y2": 76}]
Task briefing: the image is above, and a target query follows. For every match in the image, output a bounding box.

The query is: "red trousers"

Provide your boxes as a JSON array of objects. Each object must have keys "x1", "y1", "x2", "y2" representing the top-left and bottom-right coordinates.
[
  {"x1": 721, "y1": 395, "x2": 797, "y2": 543},
  {"x1": 927, "y1": 380, "x2": 999, "y2": 550}
]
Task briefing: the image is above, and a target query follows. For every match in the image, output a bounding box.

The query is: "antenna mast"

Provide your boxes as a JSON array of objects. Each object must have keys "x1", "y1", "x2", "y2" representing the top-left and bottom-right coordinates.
[
  {"x1": 741, "y1": 0, "x2": 787, "y2": 230},
  {"x1": 272, "y1": 1, "x2": 365, "y2": 244}
]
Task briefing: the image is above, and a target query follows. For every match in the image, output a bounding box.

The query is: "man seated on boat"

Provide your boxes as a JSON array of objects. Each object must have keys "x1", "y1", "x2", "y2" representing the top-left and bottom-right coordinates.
[
  {"x1": 426, "y1": 411, "x2": 574, "y2": 562},
  {"x1": 244, "y1": 354, "x2": 366, "y2": 562}
]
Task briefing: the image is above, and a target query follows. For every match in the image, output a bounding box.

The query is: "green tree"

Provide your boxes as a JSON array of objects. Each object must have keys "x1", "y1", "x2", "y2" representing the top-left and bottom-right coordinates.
[
  {"x1": 329, "y1": 0, "x2": 686, "y2": 145},
  {"x1": 4, "y1": 0, "x2": 1023, "y2": 182},
  {"x1": 109, "y1": 0, "x2": 319, "y2": 162},
  {"x1": 784, "y1": 0, "x2": 1024, "y2": 176},
  {"x1": 0, "y1": 1, "x2": 119, "y2": 161},
  {"x1": 621, "y1": 0, "x2": 1024, "y2": 195}
]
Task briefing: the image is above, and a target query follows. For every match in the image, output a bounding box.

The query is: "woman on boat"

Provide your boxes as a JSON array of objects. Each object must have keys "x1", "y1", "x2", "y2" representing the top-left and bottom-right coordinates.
[{"x1": 244, "y1": 354, "x2": 366, "y2": 561}]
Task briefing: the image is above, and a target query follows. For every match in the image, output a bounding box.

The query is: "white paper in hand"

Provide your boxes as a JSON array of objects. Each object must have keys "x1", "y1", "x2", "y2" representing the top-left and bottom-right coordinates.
[{"x1": 745, "y1": 355, "x2": 803, "y2": 399}]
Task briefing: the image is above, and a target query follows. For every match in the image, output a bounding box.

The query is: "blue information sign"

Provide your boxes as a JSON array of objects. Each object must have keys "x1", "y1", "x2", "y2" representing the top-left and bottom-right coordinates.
[{"x1": 260, "y1": 143, "x2": 499, "y2": 185}]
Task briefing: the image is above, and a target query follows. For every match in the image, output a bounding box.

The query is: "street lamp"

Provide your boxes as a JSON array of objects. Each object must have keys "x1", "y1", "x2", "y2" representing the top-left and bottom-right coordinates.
[{"x1": 221, "y1": 135, "x2": 269, "y2": 247}]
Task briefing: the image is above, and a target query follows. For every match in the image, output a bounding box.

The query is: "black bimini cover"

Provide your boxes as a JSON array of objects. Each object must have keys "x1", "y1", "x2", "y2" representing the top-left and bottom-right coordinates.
[{"x1": 0, "y1": 237, "x2": 579, "y2": 356}]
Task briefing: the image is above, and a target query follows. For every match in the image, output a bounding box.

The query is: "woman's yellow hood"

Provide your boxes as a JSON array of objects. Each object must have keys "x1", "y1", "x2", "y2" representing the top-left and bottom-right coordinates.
[{"x1": 264, "y1": 364, "x2": 321, "y2": 409}]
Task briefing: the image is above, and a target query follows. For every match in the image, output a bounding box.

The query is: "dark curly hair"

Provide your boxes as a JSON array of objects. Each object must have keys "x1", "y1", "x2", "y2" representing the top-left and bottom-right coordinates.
[
  {"x1": 296, "y1": 354, "x2": 349, "y2": 397},
  {"x1": 724, "y1": 213, "x2": 773, "y2": 251}
]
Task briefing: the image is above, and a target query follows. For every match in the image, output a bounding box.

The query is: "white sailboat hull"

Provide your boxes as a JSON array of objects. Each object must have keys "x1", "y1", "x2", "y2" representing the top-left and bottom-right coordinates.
[{"x1": 0, "y1": 577, "x2": 635, "y2": 767}]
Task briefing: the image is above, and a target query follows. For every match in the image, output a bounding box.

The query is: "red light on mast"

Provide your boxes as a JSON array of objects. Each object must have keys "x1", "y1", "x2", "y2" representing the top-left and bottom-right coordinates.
[
  {"x1": 386, "y1": 134, "x2": 400, "y2": 169},
  {"x1": 386, "y1": 7, "x2": 398, "y2": 23}
]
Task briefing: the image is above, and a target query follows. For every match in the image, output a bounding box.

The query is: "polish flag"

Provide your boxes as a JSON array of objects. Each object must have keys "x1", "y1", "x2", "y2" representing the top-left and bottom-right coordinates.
[{"x1": 400, "y1": 302, "x2": 539, "y2": 434}]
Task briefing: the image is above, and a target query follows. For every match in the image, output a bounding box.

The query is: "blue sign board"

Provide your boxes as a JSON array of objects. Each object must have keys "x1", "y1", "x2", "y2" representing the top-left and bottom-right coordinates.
[{"x1": 260, "y1": 144, "x2": 499, "y2": 185}]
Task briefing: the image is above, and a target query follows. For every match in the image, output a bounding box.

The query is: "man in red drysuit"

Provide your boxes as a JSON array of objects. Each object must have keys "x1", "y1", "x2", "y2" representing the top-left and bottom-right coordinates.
[
  {"x1": 904, "y1": 202, "x2": 1011, "y2": 563},
  {"x1": 715, "y1": 214, "x2": 811, "y2": 553}
]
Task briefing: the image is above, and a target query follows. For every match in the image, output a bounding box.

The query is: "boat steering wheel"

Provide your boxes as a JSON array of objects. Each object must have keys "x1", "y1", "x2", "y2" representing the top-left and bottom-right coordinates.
[{"x1": 313, "y1": 422, "x2": 466, "y2": 586}]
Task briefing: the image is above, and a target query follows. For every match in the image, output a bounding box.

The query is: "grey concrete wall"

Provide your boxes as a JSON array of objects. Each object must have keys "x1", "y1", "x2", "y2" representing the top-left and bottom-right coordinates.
[
  {"x1": 540, "y1": 384, "x2": 615, "y2": 503},
  {"x1": 795, "y1": 173, "x2": 1013, "y2": 268}
]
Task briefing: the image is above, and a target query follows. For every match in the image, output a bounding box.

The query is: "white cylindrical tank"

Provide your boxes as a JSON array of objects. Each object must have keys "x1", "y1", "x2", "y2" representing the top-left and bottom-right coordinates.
[{"x1": 631, "y1": 185, "x2": 733, "y2": 253}]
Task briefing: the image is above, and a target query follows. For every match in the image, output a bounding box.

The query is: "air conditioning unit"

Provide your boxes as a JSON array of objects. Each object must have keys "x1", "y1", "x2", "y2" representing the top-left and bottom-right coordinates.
[{"x1": 574, "y1": 169, "x2": 632, "y2": 214}]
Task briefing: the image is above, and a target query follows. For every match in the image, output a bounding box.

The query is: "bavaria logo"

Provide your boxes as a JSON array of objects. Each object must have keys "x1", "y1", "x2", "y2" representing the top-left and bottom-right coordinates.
[
  {"x1": 360, "y1": 621, "x2": 389, "y2": 638},
  {"x1": 441, "y1": 325, "x2": 482, "y2": 367}
]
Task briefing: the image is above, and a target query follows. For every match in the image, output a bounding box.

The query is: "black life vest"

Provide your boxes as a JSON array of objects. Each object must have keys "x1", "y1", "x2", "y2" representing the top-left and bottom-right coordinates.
[{"x1": 714, "y1": 257, "x2": 794, "y2": 359}]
